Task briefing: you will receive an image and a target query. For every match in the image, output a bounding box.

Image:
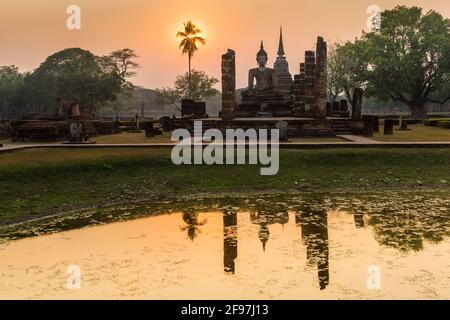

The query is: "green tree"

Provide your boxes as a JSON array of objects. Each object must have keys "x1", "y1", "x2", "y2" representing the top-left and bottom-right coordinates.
[
  {"x1": 155, "y1": 70, "x2": 219, "y2": 112},
  {"x1": 24, "y1": 48, "x2": 123, "y2": 116},
  {"x1": 0, "y1": 66, "x2": 19, "y2": 77},
  {"x1": 362, "y1": 6, "x2": 450, "y2": 118},
  {"x1": 104, "y1": 48, "x2": 140, "y2": 80},
  {"x1": 0, "y1": 66, "x2": 26, "y2": 119},
  {"x1": 176, "y1": 21, "x2": 206, "y2": 99},
  {"x1": 333, "y1": 40, "x2": 370, "y2": 108}
]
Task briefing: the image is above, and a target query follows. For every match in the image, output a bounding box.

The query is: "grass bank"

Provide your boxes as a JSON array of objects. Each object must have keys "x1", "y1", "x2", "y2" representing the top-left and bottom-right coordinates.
[
  {"x1": 1, "y1": 131, "x2": 347, "y2": 145},
  {"x1": 1, "y1": 147, "x2": 450, "y2": 224},
  {"x1": 373, "y1": 124, "x2": 450, "y2": 142}
]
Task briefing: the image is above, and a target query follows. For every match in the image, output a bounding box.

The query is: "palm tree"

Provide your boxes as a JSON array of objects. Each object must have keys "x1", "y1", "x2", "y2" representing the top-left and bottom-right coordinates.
[{"x1": 176, "y1": 21, "x2": 206, "y2": 99}]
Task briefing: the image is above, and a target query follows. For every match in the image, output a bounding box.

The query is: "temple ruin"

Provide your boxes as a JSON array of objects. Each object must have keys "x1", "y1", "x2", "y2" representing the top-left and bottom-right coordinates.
[{"x1": 216, "y1": 29, "x2": 372, "y2": 137}]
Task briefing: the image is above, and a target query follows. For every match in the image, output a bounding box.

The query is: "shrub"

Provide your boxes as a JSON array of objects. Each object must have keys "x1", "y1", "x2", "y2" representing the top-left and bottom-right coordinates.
[{"x1": 437, "y1": 121, "x2": 450, "y2": 129}]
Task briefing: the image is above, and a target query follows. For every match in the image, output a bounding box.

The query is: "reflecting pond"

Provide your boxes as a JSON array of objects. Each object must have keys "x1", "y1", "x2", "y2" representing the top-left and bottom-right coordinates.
[{"x1": 0, "y1": 192, "x2": 449, "y2": 299}]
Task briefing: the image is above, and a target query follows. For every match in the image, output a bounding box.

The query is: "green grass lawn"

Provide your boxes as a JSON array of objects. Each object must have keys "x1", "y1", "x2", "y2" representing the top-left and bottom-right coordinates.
[
  {"x1": 2, "y1": 123, "x2": 449, "y2": 146},
  {"x1": 1, "y1": 147, "x2": 450, "y2": 224},
  {"x1": 373, "y1": 124, "x2": 450, "y2": 142},
  {"x1": 0, "y1": 140, "x2": 60, "y2": 146},
  {"x1": 94, "y1": 132, "x2": 173, "y2": 144},
  {"x1": 0, "y1": 132, "x2": 174, "y2": 145}
]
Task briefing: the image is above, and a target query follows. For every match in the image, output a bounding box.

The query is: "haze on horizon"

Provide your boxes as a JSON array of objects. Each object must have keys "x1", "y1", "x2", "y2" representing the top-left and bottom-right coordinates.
[{"x1": 0, "y1": 0, "x2": 448, "y2": 89}]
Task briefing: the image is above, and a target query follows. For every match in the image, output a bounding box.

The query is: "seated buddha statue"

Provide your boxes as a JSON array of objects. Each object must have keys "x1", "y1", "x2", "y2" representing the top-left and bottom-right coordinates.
[{"x1": 241, "y1": 41, "x2": 282, "y2": 101}]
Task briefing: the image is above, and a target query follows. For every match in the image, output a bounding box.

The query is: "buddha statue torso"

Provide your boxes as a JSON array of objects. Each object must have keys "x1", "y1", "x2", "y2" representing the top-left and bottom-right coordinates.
[{"x1": 248, "y1": 67, "x2": 277, "y2": 91}]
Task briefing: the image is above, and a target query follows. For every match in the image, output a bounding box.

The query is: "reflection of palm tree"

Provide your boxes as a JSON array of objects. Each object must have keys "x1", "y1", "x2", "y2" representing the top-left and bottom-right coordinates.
[
  {"x1": 180, "y1": 211, "x2": 207, "y2": 241},
  {"x1": 176, "y1": 21, "x2": 206, "y2": 99}
]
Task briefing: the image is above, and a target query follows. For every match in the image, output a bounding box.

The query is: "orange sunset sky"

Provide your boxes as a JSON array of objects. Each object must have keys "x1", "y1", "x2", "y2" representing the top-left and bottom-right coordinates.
[{"x1": 0, "y1": 0, "x2": 448, "y2": 89}]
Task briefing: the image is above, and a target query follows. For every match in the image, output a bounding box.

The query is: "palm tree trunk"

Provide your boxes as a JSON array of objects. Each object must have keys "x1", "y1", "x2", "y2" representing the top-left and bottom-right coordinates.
[{"x1": 188, "y1": 54, "x2": 192, "y2": 100}]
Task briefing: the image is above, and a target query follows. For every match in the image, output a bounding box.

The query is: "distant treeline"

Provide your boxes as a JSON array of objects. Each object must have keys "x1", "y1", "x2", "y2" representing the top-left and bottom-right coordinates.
[{"x1": 0, "y1": 48, "x2": 139, "y2": 120}]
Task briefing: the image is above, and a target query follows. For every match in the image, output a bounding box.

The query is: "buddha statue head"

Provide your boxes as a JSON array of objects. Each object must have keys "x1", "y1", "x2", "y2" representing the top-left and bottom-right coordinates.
[{"x1": 256, "y1": 41, "x2": 268, "y2": 68}]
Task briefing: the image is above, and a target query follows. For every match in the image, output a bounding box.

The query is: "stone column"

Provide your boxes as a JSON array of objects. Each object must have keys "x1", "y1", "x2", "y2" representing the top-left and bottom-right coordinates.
[
  {"x1": 304, "y1": 51, "x2": 316, "y2": 116},
  {"x1": 352, "y1": 88, "x2": 363, "y2": 119},
  {"x1": 315, "y1": 37, "x2": 327, "y2": 118},
  {"x1": 298, "y1": 63, "x2": 306, "y2": 110},
  {"x1": 221, "y1": 49, "x2": 236, "y2": 121},
  {"x1": 384, "y1": 119, "x2": 394, "y2": 135}
]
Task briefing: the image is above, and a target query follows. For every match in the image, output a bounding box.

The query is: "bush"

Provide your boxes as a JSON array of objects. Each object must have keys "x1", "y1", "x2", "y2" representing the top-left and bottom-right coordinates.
[
  {"x1": 424, "y1": 118, "x2": 450, "y2": 126},
  {"x1": 437, "y1": 121, "x2": 450, "y2": 129},
  {"x1": 0, "y1": 120, "x2": 11, "y2": 139}
]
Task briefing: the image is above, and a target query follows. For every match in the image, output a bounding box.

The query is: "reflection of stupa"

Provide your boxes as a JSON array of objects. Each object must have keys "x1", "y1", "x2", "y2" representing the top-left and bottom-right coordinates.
[
  {"x1": 250, "y1": 210, "x2": 289, "y2": 252},
  {"x1": 273, "y1": 27, "x2": 293, "y2": 100}
]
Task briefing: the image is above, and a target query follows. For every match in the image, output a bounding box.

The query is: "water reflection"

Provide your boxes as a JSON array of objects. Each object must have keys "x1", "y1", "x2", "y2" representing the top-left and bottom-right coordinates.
[
  {"x1": 368, "y1": 207, "x2": 450, "y2": 252},
  {"x1": 2, "y1": 193, "x2": 449, "y2": 253},
  {"x1": 186, "y1": 206, "x2": 330, "y2": 289},
  {"x1": 250, "y1": 210, "x2": 289, "y2": 252},
  {"x1": 1, "y1": 192, "x2": 449, "y2": 298},
  {"x1": 296, "y1": 201, "x2": 329, "y2": 290},
  {"x1": 354, "y1": 213, "x2": 365, "y2": 229}
]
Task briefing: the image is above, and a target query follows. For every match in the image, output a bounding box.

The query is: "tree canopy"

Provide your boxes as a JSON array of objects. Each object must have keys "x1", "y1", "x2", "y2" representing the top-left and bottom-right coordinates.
[
  {"x1": 23, "y1": 48, "x2": 123, "y2": 115},
  {"x1": 104, "y1": 48, "x2": 140, "y2": 80},
  {"x1": 329, "y1": 6, "x2": 450, "y2": 117},
  {"x1": 364, "y1": 6, "x2": 450, "y2": 117},
  {"x1": 155, "y1": 70, "x2": 219, "y2": 112},
  {"x1": 327, "y1": 42, "x2": 368, "y2": 107}
]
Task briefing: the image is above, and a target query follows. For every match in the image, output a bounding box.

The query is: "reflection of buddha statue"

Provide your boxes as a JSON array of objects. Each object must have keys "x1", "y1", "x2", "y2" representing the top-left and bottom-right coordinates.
[{"x1": 241, "y1": 41, "x2": 282, "y2": 101}]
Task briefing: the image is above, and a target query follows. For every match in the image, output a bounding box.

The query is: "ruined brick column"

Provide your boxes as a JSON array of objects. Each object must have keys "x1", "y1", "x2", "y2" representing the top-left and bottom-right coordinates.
[
  {"x1": 298, "y1": 63, "x2": 306, "y2": 110},
  {"x1": 315, "y1": 37, "x2": 327, "y2": 118},
  {"x1": 304, "y1": 51, "x2": 316, "y2": 116},
  {"x1": 352, "y1": 87, "x2": 364, "y2": 119},
  {"x1": 221, "y1": 49, "x2": 236, "y2": 121},
  {"x1": 292, "y1": 62, "x2": 306, "y2": 117}
]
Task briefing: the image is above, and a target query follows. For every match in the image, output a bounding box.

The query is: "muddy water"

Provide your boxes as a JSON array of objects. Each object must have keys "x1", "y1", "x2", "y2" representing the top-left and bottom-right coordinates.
[{"x1": 0, "y1": 192, "x2": 449, "y2": 299}]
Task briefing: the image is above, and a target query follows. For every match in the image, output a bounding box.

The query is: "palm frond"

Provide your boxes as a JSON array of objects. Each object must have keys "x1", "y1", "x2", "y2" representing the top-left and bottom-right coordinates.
[
  {"x1": 176, "y1": 21, "x2": 206, "y2": 58},
  {"x1": 194, "y1": 37, "x2": 206, "y2": 45},
  {"x1": 179, "y1": 38, "x2": 187, "y2": 49}
]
